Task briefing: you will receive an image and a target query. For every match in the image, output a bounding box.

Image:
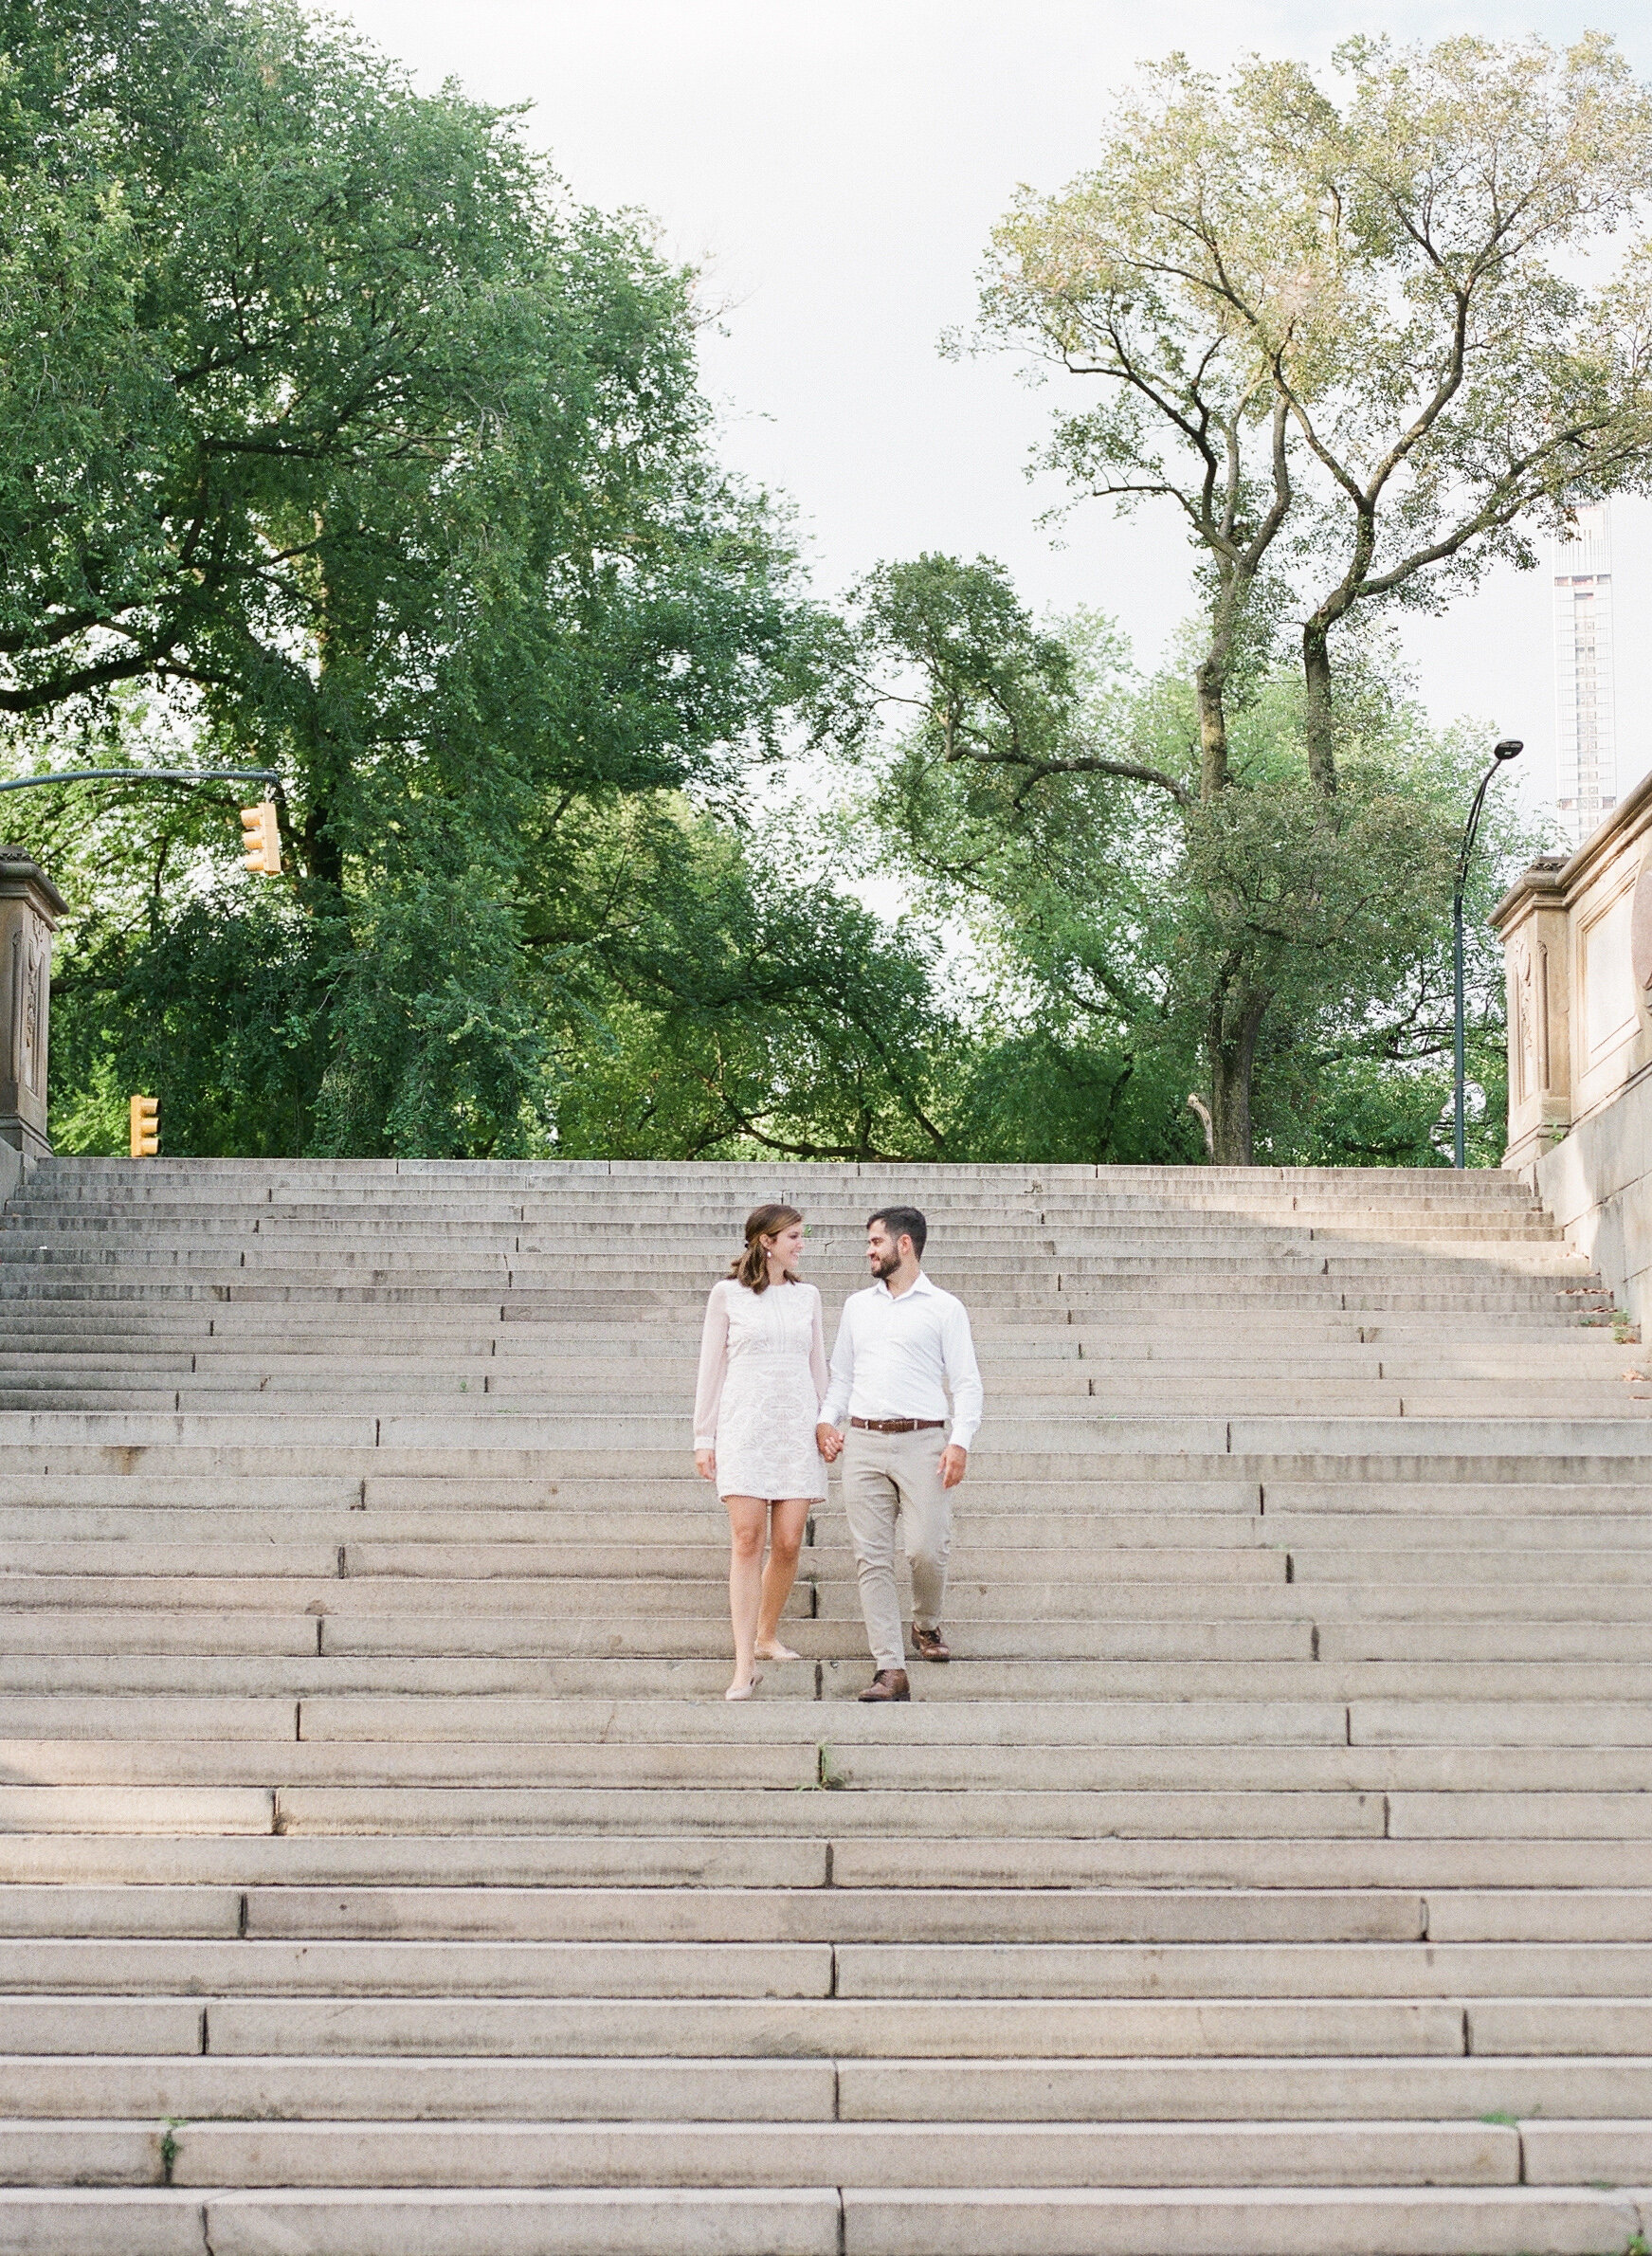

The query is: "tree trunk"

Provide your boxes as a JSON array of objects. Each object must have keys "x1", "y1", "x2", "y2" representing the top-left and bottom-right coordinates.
[
  {"x1": 1207, "y1": 977, "x2": 1271, "y2": 1165},
  {"x1": 1193, "y1": 651, "x2": 1229, "y2": 802},
  {"x1": 1301, "y1": 615, "x2": 1338, "y2": 795},
  {"x1": 300, "y1": 797, "x2": 345, "y2": 892}
]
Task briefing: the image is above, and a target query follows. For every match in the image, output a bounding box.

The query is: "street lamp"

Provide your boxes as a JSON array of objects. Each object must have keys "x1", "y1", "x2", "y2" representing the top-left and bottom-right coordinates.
[{"x1": 1453, "y1": 737, "x2": 1523, "y2": 1170}]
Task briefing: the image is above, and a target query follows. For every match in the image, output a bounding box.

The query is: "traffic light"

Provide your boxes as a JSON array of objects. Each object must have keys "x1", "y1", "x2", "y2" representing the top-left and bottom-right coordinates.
[
  {"x1": 129, "y1": 1096, "x2": 158, "y2": 1158},
  {"x1": 240, "y1": 800, "x2": 281, "y2": 875}
]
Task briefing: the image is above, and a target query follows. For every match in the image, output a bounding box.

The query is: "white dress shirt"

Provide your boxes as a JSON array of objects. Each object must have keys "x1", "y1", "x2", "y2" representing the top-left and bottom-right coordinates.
[{"x1": 821, "y1": 1272, "x2": 984, "y2": 1449}]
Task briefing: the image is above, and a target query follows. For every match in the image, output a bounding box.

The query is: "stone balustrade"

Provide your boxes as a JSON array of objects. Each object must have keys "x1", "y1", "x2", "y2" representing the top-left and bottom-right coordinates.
[
  {"x1": 0, "y1": 846, "x2": 65, "y2": 1204},
  {"x1": 1493, "y1": 764, "x2": 1652, "y2": 1323}
]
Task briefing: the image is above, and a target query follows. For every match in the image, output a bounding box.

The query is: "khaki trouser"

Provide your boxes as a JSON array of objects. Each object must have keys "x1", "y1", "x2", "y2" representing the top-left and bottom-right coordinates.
[{"x1": 840, "y1": 1425, "x2": 953, "y2": 1672}]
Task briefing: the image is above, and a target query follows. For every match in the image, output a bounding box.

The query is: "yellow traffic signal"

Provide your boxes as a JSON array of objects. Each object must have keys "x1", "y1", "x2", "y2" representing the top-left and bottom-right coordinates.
[
  {"x1": 129, "y1": 1095, "x2": 158, "y2": 1158},
  {"x1": 240, "y1": 800, "x2": 281, "y2": 875}
]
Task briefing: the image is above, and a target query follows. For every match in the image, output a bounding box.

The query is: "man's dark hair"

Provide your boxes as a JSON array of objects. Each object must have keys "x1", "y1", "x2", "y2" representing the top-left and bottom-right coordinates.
[{"x1": 868, "y1": 1206, "x2": 927, "y2": 1258}]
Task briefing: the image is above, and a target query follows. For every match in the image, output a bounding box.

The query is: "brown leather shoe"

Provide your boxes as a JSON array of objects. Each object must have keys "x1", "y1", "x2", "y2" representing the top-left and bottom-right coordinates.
[
  {"x1": 858, "y1": 1668, "x2": 911, "y2": 1702},
  {"x1": 911, "y1": 1625, "x2": 951, "y2": 1663}
]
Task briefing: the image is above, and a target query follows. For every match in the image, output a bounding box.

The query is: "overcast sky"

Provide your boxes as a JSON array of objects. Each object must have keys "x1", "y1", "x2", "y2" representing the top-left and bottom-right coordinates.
[{"x1": 336, "y1": 0, "x2": 1652, "y2": 832}]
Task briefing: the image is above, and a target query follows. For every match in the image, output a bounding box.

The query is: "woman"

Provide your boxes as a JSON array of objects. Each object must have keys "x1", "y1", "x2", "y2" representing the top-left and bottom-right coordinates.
[{"x1": 694, "y1": 1203, "x2": 835, "y2": 1701}]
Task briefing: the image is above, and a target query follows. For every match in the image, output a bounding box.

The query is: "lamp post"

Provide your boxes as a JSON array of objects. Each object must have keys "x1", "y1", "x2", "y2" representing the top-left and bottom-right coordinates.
[{"x1": 1453, "y1": 737, "x2": 1523, "y2": 1170}]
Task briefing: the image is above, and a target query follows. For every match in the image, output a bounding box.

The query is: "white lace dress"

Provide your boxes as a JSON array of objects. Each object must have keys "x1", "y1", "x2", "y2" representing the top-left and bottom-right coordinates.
[{"x1": 693, "y1": 1278, "x2": 829, "y2": 1502}]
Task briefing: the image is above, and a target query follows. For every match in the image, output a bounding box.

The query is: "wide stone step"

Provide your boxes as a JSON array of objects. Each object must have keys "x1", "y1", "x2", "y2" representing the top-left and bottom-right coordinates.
[
  {"x1": 5, "y1": 1834, "x2": 1646, "y2": 1890},
  {"x1": 9, "y1": 1880, "x2": 1638, "y2": 1945},
  {"x1": 0, "y1": 1782, "x2": 1406, "y2": 1838},
  {"x1": 0, "y1": 2051, "x2": 1643, "y2": 2125},
  {"x1": 8, "y1": 2181, "x2": 1648, "y2": 2256},
  {"x1": 9, "y1": 1484, "x2": 1652, "y2": 1525},
  {"x1": 9, "y1": 1738, "x2": 1652, "y2": 1793},
  {"x1": 9, "y1": 1611, "x2": 1649, "y2": 1665},
  {"x1": 6, "y1": 1412, "x2": 1652, "y2": 1463},
  {"x1": 0, "y1": 2116, "x2": 1542, "y2": 2191},
  {"x1": 0, "y1": 1992, "x2": 1496, "y2": 2056},
  {"x1": 10, "y1": 1539, "x2": 1647, "y2": 1589},
  {"x1": 11, "y1": 1781, "x2": 1645, "y2": 1842},
  {"x1": 11, "y1": 1568, "x2": 1643, "y2": 1624},
  {"x1": 0, "y1": 1251, "x2": 1588, "y2": 1286},
  {"x1": 0, "y1": 1696, "x2": 1353, "y2": 1746},
  {"x1": 4, "y1": 1937, "x2": 1648, "y2": 2000},
  {"x1": 0, "y1": 1883, "x2": 1446, "y2": 1944},
  {"x1": 9, "y1": 1654, "x2": 1652, "y2": 1701},
  {"x1": 0, "y1": 1619, "x2": 1328, "y2": 1665},
  {"x1": 3, "y1": 1350, "x2": 1635, "y2": 1387},
  {"x1": 10, "y1": 1383, "x2": 1650, "y2": 1420}
]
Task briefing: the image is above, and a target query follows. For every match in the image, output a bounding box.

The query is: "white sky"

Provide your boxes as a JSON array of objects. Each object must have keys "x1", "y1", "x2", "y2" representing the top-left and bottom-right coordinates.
[{"x1": 336, "y1": 0, "x2": 1652, "y2": 835}]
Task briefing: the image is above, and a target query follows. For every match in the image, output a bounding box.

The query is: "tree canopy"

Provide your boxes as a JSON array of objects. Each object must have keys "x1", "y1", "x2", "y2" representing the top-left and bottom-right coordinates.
[
  {"x1": 822, "y1": 553, "x2": 1531, "y2": 1168},
  {"x1": 0, "y1": 0, "x2": 954, "y2": 1158},
  {"x1": 953, "y1": 31, "x2": 1649, "y2": 1152},
  {"x1": 975, "y1": 35, "x2": 1652, "y2": 790},
  {"x1": 0, "y1": 9, "x2": 1588, "y2": 1168}
]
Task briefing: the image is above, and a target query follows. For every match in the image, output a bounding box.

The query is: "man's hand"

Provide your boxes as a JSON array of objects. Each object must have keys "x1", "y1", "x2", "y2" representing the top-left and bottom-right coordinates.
[
  {"x1": 939, "y1": 1443, "x2": 968, "y2": 1489},
  {"x1": 815, "y1": 1423, "x2": 844, "y2": 1464},
  {"x1": 694, "y1": 1447, "x2": 716, "y2": 1482}
]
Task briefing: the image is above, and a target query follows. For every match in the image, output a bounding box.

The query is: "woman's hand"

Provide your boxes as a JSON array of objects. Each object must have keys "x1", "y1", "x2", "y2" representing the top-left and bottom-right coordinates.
[
  {"x1": 814, "y1": 1423, "x2": 843, "y2": 1464},
  {"x1": 695, "y1": 1447, "x2": 716, "y2": 1482}
]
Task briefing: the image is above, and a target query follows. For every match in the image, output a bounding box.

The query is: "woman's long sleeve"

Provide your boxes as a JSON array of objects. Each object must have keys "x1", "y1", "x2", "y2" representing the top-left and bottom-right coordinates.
[
  {"x1": 809, "y1": 1288, "x2": 829, "y2": 1408},
  {"x1": 693, "y1": 1283, "x2": 730, "y2": 1448}
]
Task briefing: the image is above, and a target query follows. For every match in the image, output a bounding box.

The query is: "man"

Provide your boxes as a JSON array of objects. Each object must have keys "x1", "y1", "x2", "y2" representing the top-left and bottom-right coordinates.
[{"x1": 816, "y1": 1206, "x2": 984, "y2": 1701}]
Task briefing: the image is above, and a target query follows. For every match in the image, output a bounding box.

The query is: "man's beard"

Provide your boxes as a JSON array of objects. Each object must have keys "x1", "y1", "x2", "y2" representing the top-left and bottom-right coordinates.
[{"x1": 870, "y1": 1248, "x2": 900, "y2": 1279}]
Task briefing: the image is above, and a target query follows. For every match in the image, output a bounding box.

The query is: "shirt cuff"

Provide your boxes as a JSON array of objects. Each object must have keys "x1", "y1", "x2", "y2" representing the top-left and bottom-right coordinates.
[{"x1": 948, "y1": 1420, "x2": 978, "y2": 1451}]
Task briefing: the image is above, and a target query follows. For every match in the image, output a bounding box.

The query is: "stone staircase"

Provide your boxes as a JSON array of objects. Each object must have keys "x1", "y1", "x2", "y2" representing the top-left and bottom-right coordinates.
[{"x1": 1, "y1": 1155, "x2": 1651, "y2": 2254}]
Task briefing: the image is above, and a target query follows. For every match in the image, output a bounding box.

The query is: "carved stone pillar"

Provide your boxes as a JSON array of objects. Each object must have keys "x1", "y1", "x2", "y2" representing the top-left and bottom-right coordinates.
[
  {"x1": 0, "y1": 846, "x2": 67, "y2": 1161},
  {"x1": 1491, "y1": 856, "x2": 1572, "y2": 1173}
]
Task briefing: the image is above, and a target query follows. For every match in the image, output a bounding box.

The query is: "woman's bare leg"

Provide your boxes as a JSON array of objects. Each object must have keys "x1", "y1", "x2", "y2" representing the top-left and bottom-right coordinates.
[
  {"x1": 724, "y1": 1494, "x2": 768, "y2": 1697},
  {"x1": 755, "y1": 1497, "x2": 810, "y2": 1660}
]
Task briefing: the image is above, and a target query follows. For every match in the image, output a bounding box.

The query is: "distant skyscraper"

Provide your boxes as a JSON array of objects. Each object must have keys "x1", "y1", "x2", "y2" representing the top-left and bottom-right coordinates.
[{"x1": 1552, "y1": 501, "x2": 1618, "y2": 848}]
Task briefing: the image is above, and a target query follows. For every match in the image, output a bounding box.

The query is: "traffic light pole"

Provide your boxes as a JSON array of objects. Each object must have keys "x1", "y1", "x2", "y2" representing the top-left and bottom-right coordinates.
[
  {"x1": 0, "y1": 766, "x2": 286, "y2": 876},
  {"x1": 0, "y1": 768, "x2": 280, "y2": 794}
]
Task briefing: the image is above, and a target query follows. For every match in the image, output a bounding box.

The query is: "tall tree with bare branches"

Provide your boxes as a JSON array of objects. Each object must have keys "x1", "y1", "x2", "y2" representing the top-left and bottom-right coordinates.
[{"x1": 969, "y1": 31, "x2": 1652, "y2": 1152}]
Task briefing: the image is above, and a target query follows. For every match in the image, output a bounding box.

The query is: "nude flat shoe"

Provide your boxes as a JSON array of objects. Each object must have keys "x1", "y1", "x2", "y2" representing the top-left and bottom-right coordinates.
[
  {"x1": 724, "y1": 1672, "x2": 763, "y2": 1701},
  {"x1": 753, "y1": 1641, "x2": 801, "y2": 1663}
]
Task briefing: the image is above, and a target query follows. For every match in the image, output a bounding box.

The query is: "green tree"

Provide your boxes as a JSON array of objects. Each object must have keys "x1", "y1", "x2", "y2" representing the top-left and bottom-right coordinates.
[
  {"x1": 973, "y1": 32, "x2": 1652, "y2": 789},
  {"x1": 1, "y1": 0, "x2": 920, "y2": 1157},
  {"x1": 830, "y1": 555, "x2": 1532, "y2": 1167},
  {"x1": 964, "y1": 34, "x2": 1652, "y2": 1148},
  {"x1": 31, "y1": 777, "x2": 956, "y2": 1162}
]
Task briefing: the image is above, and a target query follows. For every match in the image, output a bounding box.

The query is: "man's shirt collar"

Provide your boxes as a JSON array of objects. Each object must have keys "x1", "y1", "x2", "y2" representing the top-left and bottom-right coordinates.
[{"x1": 873, "y1": 1269, "x2": 935, "y2": 1301}]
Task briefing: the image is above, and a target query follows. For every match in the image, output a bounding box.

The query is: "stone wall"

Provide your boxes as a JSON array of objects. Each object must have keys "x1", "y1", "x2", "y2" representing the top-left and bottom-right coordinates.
[{"x1": 1492, "y1": 762, "x2": 1652, "y2": 1324}]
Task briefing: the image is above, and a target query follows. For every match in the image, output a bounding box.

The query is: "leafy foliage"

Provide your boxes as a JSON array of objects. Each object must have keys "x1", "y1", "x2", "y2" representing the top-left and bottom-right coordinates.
[
  {"x1": 973, "y1": 32, "x2": 1652, "y2": 789},
  {"x1": 0, "y1": 0, "x2": 950, "y2": 1160},
  {"x1": 826, "y1": 555, "x2": 1534, "y2": 1167},
  {"x1": 0, "y1": 5, "x2": 1559, "y2": 1173}
]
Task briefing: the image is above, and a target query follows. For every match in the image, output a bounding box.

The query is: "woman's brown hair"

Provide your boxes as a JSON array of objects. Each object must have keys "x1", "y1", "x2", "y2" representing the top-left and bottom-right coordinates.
[{"x1": 730, "y1": 1204, "x2": 804, "y2": 1294}]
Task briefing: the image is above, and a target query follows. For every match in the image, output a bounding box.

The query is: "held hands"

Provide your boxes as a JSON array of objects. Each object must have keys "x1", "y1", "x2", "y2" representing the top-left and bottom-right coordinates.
[
  {"x1": 811, "y1": 1426, "x2": 959, "y2": 1480},
  {"x1": 694, "y1": 1447, "x2": 716, "y2": 1482}
]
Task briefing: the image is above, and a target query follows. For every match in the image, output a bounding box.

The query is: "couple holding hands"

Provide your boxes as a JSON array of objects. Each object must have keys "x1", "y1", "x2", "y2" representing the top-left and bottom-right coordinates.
[{"x1": 693, "y1": 1202, "x2": 984, "y2": 1701}]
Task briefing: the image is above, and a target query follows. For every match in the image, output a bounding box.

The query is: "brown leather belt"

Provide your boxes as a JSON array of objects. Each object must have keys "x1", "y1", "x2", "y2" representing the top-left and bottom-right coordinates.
[{"x1": 850, "y1": 1416, "x2": 946, "y2": 1433}]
